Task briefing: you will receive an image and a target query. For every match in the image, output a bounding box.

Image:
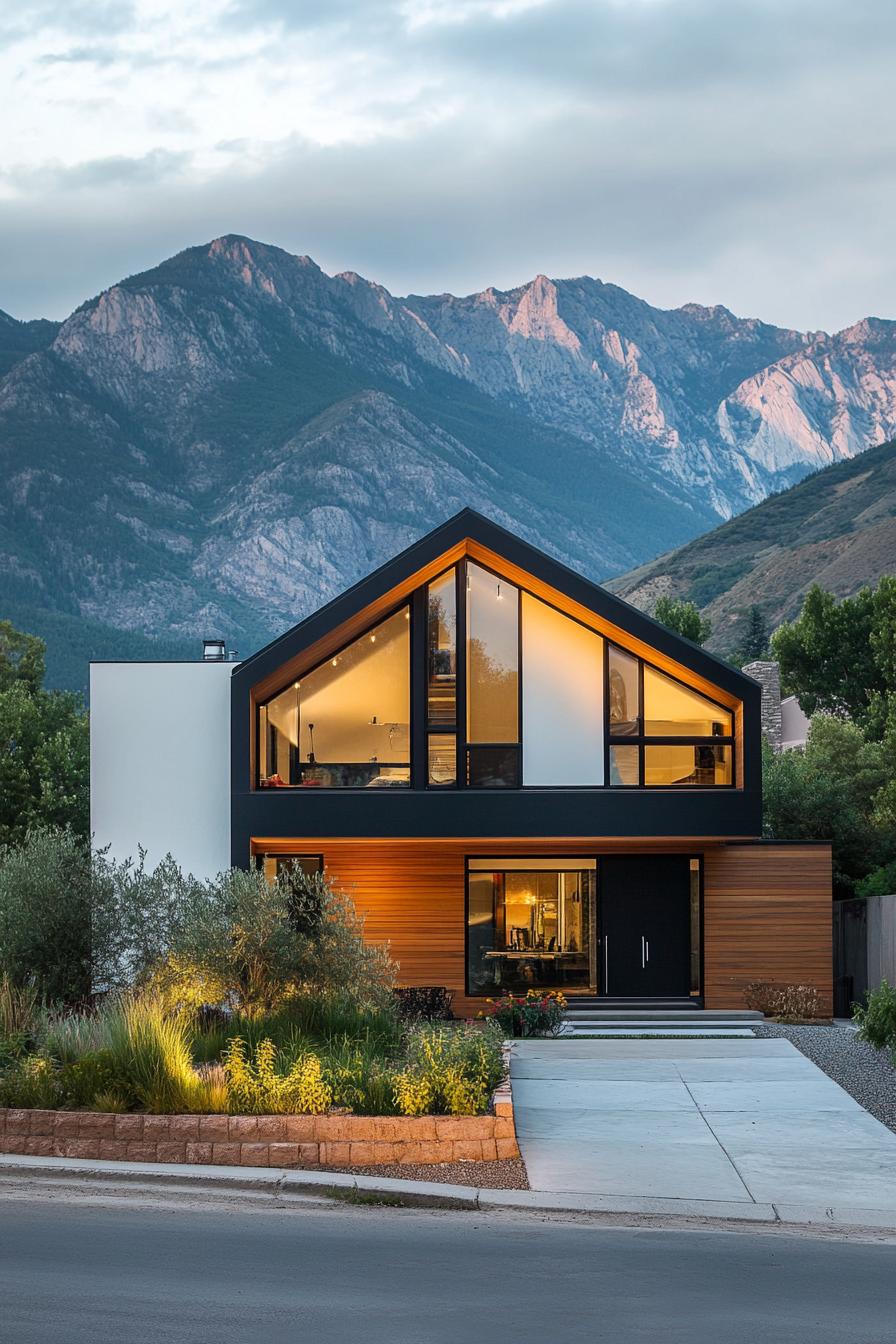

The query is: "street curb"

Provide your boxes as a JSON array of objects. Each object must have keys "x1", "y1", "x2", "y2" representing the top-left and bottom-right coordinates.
[{"x1": 3, "y1": 1154, "x2": 896, "y2": 1232}]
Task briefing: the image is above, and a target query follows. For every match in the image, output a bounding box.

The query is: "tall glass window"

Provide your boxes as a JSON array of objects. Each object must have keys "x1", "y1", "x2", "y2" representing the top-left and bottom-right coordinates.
[
  {"x1": 258, "y1": 607, "x2": 410, "y2": 788},
  {"x1": 466, "y1": 562, "x2": 519, "y2": 786},
  {"x1": 522, "y1": 593, "x2": 603, "y2": 786},
  {"x1": 427, "y1": 569, "x2": 456, "y2": 727},
  {"x1": 427, "y1": 569, "x2": 458, "y2": 786}
]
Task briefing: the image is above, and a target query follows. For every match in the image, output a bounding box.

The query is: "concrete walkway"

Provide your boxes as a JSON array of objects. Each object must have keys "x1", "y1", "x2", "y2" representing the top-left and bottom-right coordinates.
[{"x1": 511, "y1": 1037, "x2": 896, "y2": 1221}]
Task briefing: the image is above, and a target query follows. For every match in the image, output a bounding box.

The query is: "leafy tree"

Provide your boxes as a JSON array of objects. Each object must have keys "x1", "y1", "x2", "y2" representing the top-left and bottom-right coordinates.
[
  {"x1": 771, "y1": 581, "x2": 894, "y2": 735},
  {"x1": 654, "y1": 596, "x2": 711, "y2": 645},
  {"x1": 0, "y1": 622, "x2": 88, "y2": 846},
  {"x1": 739, "y1": 606, "x2": 769, "y2": 662},
  {"x1": 150, "y1": 865, "x2": 395, "y2": 1016},
  {"x1": 0, "y1": 620, "x2": 45, "y2": 693},
  {"x1": 762, "y1": 716, "x2": 893, "y2": 898},
  {"x1": 0, "y1": 828, "x2": 93, "y2": 1004}
]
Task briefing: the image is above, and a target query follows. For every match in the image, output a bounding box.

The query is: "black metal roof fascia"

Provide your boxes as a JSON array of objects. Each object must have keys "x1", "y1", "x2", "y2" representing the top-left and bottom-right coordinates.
[{"x1": 233, "y1": 508, "x2": 758, "y2": 702}]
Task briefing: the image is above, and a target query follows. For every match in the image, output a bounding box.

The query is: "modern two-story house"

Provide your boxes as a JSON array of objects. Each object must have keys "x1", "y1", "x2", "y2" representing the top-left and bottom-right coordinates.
[{"x1": 91, "y1": 510, "x2": 833, "y2": 1015}]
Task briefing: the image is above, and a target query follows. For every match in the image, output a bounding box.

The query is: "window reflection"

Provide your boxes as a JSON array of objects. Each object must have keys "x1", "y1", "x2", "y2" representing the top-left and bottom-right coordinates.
[
  {"x1": 428, "y1": 734, "x2": 457, "y2": 787},
  {"x1": 608, "y1": 646, "x2": 640, "y2": 736},
  {"x1": 466, "y1": 562, "x2": 519, "y2": 745},
  {"x1": 427, "y1": 570, "x2": 456, "y2": 727}
]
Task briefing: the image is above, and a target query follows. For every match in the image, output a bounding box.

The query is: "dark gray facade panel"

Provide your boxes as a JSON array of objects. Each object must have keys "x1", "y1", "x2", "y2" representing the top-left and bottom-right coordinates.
[{"x1": 231, "y1": 788, "x2": 762, "y2": 867}]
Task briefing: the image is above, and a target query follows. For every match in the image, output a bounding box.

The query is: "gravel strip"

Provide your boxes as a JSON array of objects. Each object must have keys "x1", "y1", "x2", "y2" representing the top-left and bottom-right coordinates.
[
  {"x1": 754, "y1": 1022, "x2": 896, "y2": 1134},
  {"x1": 330, "y1": 1158, "x2": 529, "y2": 1189}
]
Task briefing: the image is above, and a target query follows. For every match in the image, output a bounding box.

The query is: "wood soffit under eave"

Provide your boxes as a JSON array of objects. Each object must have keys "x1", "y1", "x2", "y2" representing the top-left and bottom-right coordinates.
[
  {"x1": 249, "y1": 537, "x2": 742, "y2": 711},
  {"x1": 249, "y1": 836, "x2": 762, "y2": 854}
]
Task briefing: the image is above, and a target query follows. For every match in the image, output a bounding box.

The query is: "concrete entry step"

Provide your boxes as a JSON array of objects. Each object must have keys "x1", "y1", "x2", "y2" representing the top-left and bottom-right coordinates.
[
  {"x1": 559, "y1": 1009, "x2": 762, "y2": 1038},
  {"x1": 561, "y1": 1011, "x2": 764, "y2": 1023},
  {"x1": 559, "y1": 1027, "x2": 757, "y2": 1038}
]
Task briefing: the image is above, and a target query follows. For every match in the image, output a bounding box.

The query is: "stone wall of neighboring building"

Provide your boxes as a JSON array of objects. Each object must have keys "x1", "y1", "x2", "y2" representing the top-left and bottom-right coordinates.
[{"x1": 743, "y1": 660, "x2": 783, "y2": 751}]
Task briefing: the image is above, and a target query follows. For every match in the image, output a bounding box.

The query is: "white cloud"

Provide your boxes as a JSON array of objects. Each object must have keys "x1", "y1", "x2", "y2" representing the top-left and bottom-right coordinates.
[{"x1": 1, "y1": 0, "x2": 894, "y2": 331}]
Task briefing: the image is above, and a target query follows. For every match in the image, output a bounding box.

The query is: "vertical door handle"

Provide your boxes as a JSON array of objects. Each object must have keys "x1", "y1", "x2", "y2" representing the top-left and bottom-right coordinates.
[
  {"x1": 645, "y1": 940, "x2": 650, "y2": 964},
  {"x1": 603, "y1": 936, "x2": 608, "y2": 992},
  {"x1": 641, "y1": 935, "x2": 645, "y2": 969}
]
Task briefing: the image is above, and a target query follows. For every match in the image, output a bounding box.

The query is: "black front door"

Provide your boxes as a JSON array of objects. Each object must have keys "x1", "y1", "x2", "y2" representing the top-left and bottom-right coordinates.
[{"x1": 599, "y1": 856, "x2": 693, "y2": 998}]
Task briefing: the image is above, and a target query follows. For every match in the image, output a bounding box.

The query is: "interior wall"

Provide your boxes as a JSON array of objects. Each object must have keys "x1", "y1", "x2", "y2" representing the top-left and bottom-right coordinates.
[{"x1": 522, "y1": 593, "x2": 604, "y2": 785}]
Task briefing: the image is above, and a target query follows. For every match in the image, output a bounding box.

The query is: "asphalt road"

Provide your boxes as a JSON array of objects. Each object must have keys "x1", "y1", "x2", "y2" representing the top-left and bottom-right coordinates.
[{"x1": 2, "y1": 1192, "x2": 895, "y2": 1344}]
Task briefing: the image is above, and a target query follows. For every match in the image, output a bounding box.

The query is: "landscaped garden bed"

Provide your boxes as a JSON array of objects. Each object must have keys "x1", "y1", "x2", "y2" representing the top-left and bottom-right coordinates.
[{"x1": 0, "y1": 850, "x2": 520, "y2": 1166}]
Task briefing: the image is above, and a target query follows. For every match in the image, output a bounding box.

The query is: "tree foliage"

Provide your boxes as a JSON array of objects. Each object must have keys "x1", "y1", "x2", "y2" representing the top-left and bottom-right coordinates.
[
  {"x1": 0, "y1": 621, "x2": 89, "y2": 846},
  {"x1": 762, "y1": 715, "x2": 895, "y2": 899},
  {"x1": 771, "y1": 579, "x2": 896, "y2": 736},
  {"x1": 739, "y1": 605, "x2": 770, "y2": 662},
  {"x1": 0, "y1": 828, "x2": 93, "y2": 1004},
  {"x1": 0, "y1": 832, "x2": 396, "y2": 1012},
  {"x1": 654, "y1": 596, "x2": 711, "y2": 645}
]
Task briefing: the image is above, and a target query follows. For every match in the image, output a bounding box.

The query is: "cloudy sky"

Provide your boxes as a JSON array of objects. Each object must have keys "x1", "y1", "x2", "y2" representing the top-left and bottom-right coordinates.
[{"x1": 2, "y1": 0, "x2": 894, "y2": 330}]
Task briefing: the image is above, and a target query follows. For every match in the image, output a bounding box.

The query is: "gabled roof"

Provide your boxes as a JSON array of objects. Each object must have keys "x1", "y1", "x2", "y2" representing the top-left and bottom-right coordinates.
[{"x1": 233, "y1": 509, "x2": 758, "y2": 704}]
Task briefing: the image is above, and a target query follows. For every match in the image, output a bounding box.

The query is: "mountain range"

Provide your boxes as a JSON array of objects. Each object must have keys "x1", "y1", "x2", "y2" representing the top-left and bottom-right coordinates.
[
  {"x1": 609, "y1": 437, "x2": 896, "y2": 652},
  {"x1": 2, "y1": 235, "x2": 896, "y2": 689}
]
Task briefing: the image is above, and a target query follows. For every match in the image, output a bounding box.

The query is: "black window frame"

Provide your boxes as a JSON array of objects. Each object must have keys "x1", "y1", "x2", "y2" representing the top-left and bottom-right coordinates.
[
  {"x1": 254, "y1": 565, "x2": 737, "y2": 793},
  {"x1": 604, "y1": 641, "x2": 735, "y2": 789}
]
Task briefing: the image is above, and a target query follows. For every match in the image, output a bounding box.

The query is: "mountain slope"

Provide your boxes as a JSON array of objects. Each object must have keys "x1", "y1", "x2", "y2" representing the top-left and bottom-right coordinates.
[
  {"x1": 608, "y1": 438, "x2": 896, "y2": 652},
  {"x1": 0, "y1": 309, "x2": 60, "y2": 378},
  {"x1": 3, "y1": 234, "x2": 896, "y2": 689}
]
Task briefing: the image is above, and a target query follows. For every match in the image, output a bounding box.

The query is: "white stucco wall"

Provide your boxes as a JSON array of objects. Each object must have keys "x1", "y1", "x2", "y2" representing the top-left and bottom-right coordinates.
[{"x1": 90, "y1": 661, "x2": 234, "y2": 880}]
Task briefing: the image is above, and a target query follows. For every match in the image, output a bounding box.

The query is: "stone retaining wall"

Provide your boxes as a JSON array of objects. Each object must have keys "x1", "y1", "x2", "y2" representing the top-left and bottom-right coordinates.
[{"x1": 0, "y1": 1088, "x2": 518, "y2": 1168}]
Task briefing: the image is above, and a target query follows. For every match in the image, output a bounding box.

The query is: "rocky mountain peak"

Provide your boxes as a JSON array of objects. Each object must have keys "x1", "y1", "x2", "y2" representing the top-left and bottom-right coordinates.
[{"x1": 3, "y1": 234, "x2": 896, "y2": 682}]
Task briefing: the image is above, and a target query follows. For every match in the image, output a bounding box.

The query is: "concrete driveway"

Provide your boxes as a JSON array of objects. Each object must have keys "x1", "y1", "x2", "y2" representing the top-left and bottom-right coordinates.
[{"x1": 511, "y1": 1037, "x2": 896, "y2": 1223}]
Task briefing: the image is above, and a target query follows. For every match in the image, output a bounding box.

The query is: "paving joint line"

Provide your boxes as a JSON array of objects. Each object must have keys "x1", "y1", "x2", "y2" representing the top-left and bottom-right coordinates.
[{"x1": 677, "y1": 1071, "x2": 757, "y2": 1204}]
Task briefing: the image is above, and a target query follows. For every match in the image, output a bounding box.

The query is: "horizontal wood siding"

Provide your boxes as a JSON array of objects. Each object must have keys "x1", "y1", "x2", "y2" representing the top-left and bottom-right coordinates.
[
  {"x1": 704, "y1": 844, "x2": 832, "y2": 1014},
  {"x1": 321, "y1": 843, "x2": 469, "y2": 1011},
  {"x1": 255, "y1": 838, "x2": 832, "y2": 1017}
]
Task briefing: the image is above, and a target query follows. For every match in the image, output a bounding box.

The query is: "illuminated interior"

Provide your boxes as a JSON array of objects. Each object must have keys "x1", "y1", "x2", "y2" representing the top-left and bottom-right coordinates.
[
  {"x1": 255, "y1": 560, "x2": 737, "y2": 790},
  {"x1": 259, "y1": 607, "x2": 410, "y2": 788},
  {"x1": 467, "y1": 858, "x2": 595, "y2": 994}
]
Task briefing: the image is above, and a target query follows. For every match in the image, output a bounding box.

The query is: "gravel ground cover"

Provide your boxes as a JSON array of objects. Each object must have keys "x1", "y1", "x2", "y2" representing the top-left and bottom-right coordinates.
[
  {"x1": 754, "y1": 1023, "x2": 896, "y2": 1134},
  {"x1": 332, "y1": 1159, "x2": 529, "y2": 1189}
]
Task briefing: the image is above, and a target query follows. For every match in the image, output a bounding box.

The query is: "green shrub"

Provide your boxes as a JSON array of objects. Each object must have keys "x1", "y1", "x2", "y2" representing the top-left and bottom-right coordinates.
[
  {"x1": 58, "y1": 1050, "x2": 130, "y2": 1109},
  {"x1": 222, "y1": 1037, "x2": 333, "y2": 1114},
  {"x1": 392, "y1": 1022, "x2": 504, "y2": 1117},
  {"x1": 41, "y1": 1006, "x2": 117, "y2": 1065},
  {"x1": 0, "y1": 973, "x2": 40, "y2": 1039},
  {"x1": 320, "y1": 1038, "x2": 400, "y2": 1116},
  {"x1": 855, "y1": 861, "x2": 896, "y2": 901},
  {"x1": 149, "y1": 867, "x2": 396, "y2": 1018},
  {"x1": 854, "y1": 980, "x2": 896, "y2": 1059},
  {"x1": 477, "y1": 990, "x2": 566, "y2": 1038},
  {"x1": 0, "y1": 1055, "x2": 64, "y2": 1109}
]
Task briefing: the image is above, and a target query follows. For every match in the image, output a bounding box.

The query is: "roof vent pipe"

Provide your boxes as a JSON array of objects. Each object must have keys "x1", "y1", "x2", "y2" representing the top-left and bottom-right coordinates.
[{"x1": 202, "y1": 638, "x2": 226, "y2": 661}]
